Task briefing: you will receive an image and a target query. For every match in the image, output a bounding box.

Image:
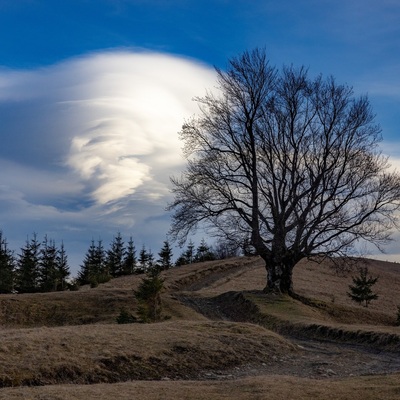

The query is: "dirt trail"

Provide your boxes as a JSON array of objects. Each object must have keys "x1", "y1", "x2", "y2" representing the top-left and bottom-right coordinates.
[{"x1": 176, "y1": 261, "x2": 400, "y2": 379}]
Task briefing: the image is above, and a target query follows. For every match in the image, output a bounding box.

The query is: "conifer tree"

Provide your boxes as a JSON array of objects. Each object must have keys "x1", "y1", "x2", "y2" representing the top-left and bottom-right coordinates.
[
  {"x1": 158, "y1": 240, "x2": 173, "y2": 270},
  {"x1": 106, "y1": 232, "x2": 125, "y2": 277},
  {"x1": 147, "y1": 249, "x2": 155, "y2": 271},
  {"x1": 185, "y1": 240, "x2": 195, "y2": 264},
  {"x1": 38, "y1": 235, "x2": 59, "y2": 292},
  {"x1": 78, "y1": 240, "x2": 95, "y2": 285},
  {"x1": 78, "y1": 239, "x2": 108, "y2": 286},
  {"x1": 122, "y1": 236, "x2": 137, "y2": 275},
  {"x1": 175, "y1": 240, "x2": 195, "y2": 266},
  {"x1": 195, "y1": 239, "x2": 215, "y2": 262},
  {"x1": 56, "y1": 241, "x2": 70, "y2": 290},
  {"x1": 138, "y1": 245, "x2": 149, "y2": 273},
  {"x1": 16, "y1": 234, "x2": 41, "y2": 293},
  {"x1": 0, "y1": 231, "x2": 15, "y2": 293},
  {"x1": 92, "y1": 239, "x2": 109, "y2": 285},
  {"x1": 348, "y1": 267, "x2": 379, "y2": 307},
  {"x1": 135, "y1": 268, "x2": 164, "y2": 323}
]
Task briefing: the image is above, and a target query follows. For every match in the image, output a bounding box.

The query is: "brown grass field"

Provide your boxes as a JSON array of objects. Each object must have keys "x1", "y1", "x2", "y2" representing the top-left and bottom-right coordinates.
[{"x1": 0, "y1": 256, "x2": 399, "y2": 399}]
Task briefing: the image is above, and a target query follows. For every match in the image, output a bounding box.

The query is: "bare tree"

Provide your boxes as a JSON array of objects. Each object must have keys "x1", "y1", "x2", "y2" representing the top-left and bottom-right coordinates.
[{"x1": 168, "y1": 48, "x2": 400, "y2": 294}]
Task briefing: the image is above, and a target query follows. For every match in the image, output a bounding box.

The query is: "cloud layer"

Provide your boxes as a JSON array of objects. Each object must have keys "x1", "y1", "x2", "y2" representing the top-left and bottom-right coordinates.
[
  {"x1": 0, "y1": 48, "x2": 399, "y2": 271},
  {"x1": 0, "y1": 51, "x2": 217, "y2": 271}
]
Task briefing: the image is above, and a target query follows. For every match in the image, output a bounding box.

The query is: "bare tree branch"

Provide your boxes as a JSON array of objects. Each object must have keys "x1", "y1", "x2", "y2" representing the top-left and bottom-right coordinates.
[{"x1": 168, "y1": 48, "x2": 400, "y2": 294}]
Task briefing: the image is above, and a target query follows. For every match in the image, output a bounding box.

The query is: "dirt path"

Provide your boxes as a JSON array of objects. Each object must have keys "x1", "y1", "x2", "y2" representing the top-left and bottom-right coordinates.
[
  {"x1": 175, "y1": 261, "x2": 400, "y2": 380},
  {"x1": 222, "y1": 341, "x2": 400, "y2": 380}
]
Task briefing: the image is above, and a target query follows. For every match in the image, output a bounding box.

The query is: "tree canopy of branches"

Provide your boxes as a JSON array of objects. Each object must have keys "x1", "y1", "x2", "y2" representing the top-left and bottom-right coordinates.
[{"x1": 168, "y1": 48, "x2": 400, "y2": 294}]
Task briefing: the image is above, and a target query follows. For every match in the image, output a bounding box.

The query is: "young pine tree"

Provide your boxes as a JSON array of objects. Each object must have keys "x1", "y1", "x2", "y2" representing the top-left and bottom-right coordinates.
[
  {"x1": 348, "y1": 267, "x2": 379, "y2": 308},
  {"x1": 134, "y1": 268, "x2": 164, "y2": 323}
]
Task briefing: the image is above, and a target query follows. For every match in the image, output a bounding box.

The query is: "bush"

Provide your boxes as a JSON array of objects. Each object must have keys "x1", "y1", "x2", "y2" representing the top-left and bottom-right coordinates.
[
  {"x1": 116, "y1": 308, "x2": 137, "y2": 324},
  {"x1": 67, "y1": 279, "x2": 80, "y2": 291}
]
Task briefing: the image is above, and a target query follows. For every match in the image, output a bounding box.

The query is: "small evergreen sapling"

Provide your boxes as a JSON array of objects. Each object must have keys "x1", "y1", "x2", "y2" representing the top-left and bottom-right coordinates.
[
  {"x1": 134, "y1": 268, "x2": 164, "y2": 322},
  {"x1": 347, "y1": 267, "x2": 379, "y2": 307}
]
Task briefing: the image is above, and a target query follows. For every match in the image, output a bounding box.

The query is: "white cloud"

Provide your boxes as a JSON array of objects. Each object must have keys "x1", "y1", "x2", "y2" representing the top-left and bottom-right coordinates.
[
  {"x1": 1, "y1": 48, "x2": 398, "y2": 272},
  {"x1": 0, "y1": 50, "x2": 216, "y2": 206},
  {"x1": 0, "y1": 50, "x2": 217, "y2": 272}
]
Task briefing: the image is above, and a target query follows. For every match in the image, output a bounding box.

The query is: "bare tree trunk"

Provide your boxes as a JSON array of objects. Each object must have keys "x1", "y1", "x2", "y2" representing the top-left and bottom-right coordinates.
[{"x1": 263, "y1": 261, "x2": 294, "y2": 294}]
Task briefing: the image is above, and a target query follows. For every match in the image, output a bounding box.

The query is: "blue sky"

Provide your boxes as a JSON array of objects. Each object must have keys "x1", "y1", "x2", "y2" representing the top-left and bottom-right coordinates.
[{"x1": 0, "y1": 0, "x2": 399, "y2": 274}]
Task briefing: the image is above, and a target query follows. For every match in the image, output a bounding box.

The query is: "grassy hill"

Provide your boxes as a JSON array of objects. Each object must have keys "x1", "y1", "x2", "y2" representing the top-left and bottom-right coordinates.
[{"x1": 0, "y1": 256, "x2": 399, "y2": 399}]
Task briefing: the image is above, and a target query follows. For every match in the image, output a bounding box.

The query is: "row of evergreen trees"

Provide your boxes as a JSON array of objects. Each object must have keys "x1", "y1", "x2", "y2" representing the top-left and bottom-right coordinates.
[
  {"x1": 77, "y1": 234, "x2": 219, "y2": 287},
  {"x1": 0, "y1": 228, "x2": 239, "y2": 294},
  {"x1": 0, "y1": 232, "x2": 70, "y2": 294}
]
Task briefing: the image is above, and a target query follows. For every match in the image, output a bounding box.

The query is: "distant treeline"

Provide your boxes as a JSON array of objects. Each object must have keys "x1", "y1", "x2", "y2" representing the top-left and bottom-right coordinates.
[
  {"x1": 77, "y1": 234, "x2": 240, "y2": 288},
  {"x1": 0, "y1": 231, "x2": 69, "y2": 294},
  {"x1": 0, "y1": 230, "x2": 241, "y2": 294}
]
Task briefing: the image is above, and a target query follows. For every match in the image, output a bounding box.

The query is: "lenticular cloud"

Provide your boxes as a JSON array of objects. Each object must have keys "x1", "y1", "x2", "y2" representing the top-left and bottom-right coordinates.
[
  {"x1": 0, "y1": 51, "x2": 216, "y2": 207},
  {"x1": 61, "y1": 52, "x2": 216, "y2": 205}
]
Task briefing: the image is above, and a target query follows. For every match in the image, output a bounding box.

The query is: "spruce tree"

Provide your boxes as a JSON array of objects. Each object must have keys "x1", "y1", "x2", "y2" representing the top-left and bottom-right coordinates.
[
  {"x1": 175, "y1": 240, "x2": 195, "y2": 266},
  {"x1": 135, "y1": 268, "x2": 164, "y2": 323},
  {"x1": 16, "y1": 234, "x2": 40, "y2": 293},
  {"x1": 122, "y1": 236, "x2": 137, "y2": 275},
  {"x1": 106, "y1": 232, "x2": 125, "y2": 277},
  {"x1": 158, "y1": 240, "x2": 173, "y2": 270},
  {"x1": 78, "y1": 239, "x2": 108, "y2": 286},
  {"x1": 93, "y1": 239, "x2": 109, "y2": 284},
  {"x1": 78, "y1": 240, "x2": 96, "y2": 285},
  {"x1": 147, "y1": 249, "x2": 155, "y2": 271},
  {"x1": 39, "y1": 235, "x2": 59, "y2": 292},
  {"x1": 56, "y1": 241, "x2": 70, "y2": 290},
  {"x1": 184, "y1": 240, "x2": 195, "y2": 264},
  {"x1": 195, "y1": 239, "x2": 215, "y2": 262},
  {"x1": 0, "y1": 231, "x2": 15, "y2": 293},
  {"x1": 138, "y1": 245, "x2": 149, "y2": 273},
  {"x1": 348, "y1": 267, "x2": 379, "y2": 307}
]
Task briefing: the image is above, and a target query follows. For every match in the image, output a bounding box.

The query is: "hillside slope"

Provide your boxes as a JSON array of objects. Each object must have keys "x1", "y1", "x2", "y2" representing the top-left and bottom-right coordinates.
[{"x1": 0, "y1": 256, "x2": 399, "y2": 399}]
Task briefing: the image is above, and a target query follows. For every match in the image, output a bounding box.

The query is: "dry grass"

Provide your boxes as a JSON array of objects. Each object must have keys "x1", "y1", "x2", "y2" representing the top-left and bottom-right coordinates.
[
  {"x1": 0, "y1": 320, "x2": 294, "y2": 386},
  {"x1": 1, "y1": 374, "x2": 399, "y2": 400},
  {"x1": 0, "y1": 287, "x2": 140, "y2": 328},
  {"x1": 185, "y1": 256, "x2": 400, "y2": 323},
  {"x1": 293, "y1": 258, "x2": 400, "y2": 317},
  {"x1": 0, "y1": 256, "x2": 399, "y2": 398}
]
